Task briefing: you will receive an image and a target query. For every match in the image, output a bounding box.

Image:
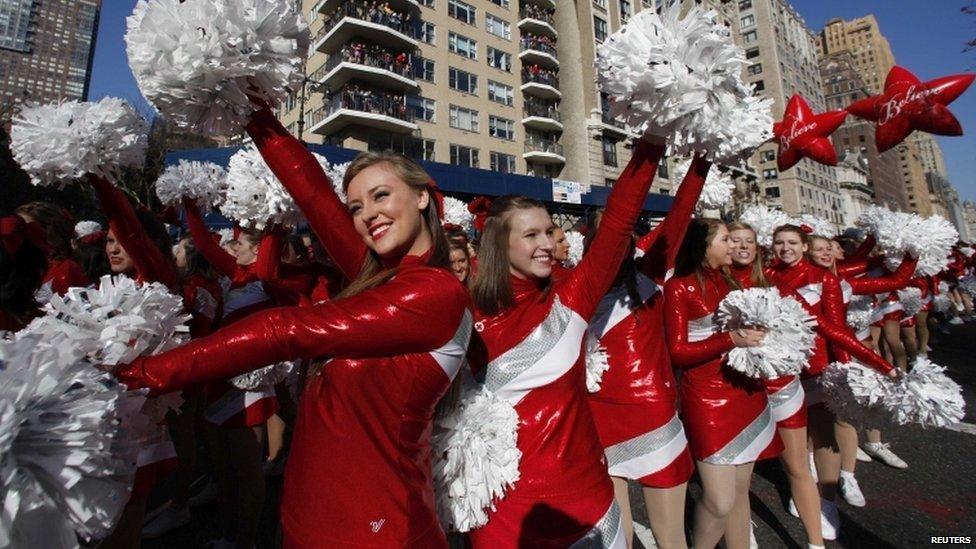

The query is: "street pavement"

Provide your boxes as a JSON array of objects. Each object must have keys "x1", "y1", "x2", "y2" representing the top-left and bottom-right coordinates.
[{"x1": 145, "y1": 320, "x2": 976, "y2": 548}]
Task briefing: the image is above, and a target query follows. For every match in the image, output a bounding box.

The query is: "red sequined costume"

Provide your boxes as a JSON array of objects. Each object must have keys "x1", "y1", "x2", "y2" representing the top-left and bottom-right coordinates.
[
  {"x1": 36, "y1": 255, "x2": 89, "y2": 304},
  {"x1": 255, "y1": 226, "x2": 333, "y2": 306}
]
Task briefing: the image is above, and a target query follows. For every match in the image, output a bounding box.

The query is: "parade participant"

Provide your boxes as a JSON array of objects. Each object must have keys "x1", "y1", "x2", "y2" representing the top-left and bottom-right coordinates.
[
  {"x1": 552, "y1": 226, "x2": 570, "y2": 263},
  {"x1": 15, "y1": 201, "x2": 90, "y2": 302},
  {"x1": 665, "y1": 218, "x2": 774, "y2": 549},
  {"x1": 583, "y1": 156, "x2": 709, "y2": 549},
  {"x1": 464, "y1": 136, "x2": 665, "y2": 548},
  {"x1": 449, "y1": 239, "x2": 472, "y2": 285},
  {"x1": 0, "y1": 215, "x2": 49, "y2": 331},
  {"x1": 255, "y1": 225, "x2": 332, "y2": 306},
  {"x1": 119, "y1": 107, "x2": 472, "y2": 548}
]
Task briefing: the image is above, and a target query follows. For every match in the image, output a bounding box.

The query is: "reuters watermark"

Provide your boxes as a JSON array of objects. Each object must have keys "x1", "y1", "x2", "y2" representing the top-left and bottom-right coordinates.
[{"x1": 930, "y1": 536, "x2": 972, "y2": 544}]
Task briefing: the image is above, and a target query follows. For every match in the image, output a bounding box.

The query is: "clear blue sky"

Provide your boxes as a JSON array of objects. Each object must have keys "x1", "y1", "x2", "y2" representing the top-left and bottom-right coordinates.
[{"x1": 88, "y1": 0, "x2": 976, "y2": 201}]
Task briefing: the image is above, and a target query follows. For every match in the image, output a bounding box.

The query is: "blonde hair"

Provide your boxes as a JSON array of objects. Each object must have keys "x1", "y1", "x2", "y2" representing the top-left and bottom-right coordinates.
[{"x1": 727, "y1": 221, "x2": 768, "y2": 287}]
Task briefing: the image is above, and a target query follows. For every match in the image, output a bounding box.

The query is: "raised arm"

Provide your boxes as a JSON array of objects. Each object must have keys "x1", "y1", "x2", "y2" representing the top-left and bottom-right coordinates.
[
  {"x1": 839, "y1": 234, "x2": 876, "y2": 265},
  {"x1": 849, "y1": 254, "x2": 918, "y2": 295},
  {"x1": 117, "y1": 267, "x2": 470, "y2": 394},
  {"x1": 663, "y1": 280, "x2": 735, "y2": 367},
  {"x1": 90, "y1": 175, "x2": 177, "y2": 288},
  {"x1": 245, "y1": 108, "x2": 367, "y2": 281},
  {"x1": 255, "y1": 228, "x2": 313, "y2": 306},
  {"x1": 560, "y1": 139, "x2": 664, "y2": 319},
  {"x1": 182, "y1": 197, "x2": 237, "y2": 278},
  {"x1": 636, "y1": 155, "x2": 709, "y2": 281}
]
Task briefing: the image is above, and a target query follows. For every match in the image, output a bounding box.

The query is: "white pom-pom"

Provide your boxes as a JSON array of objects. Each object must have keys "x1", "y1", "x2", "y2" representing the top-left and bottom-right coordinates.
[
  {"x1": 443, "y1": 197, "x2": 474, "y2": 233},
  {"x1": 229, "y1": 361, "x2": 294, "y2": 391},
  {"x1": 739, "y1": 205, "x2": 792, "y2": 248},
  {"x1": 958, "y1": 275, "x2": 976, "y2": 299},
  {"x1": 562, "y1": 230, "x2": 585, "y2": 268},
  {"x1": 325, "y1": 161, "x2": 351, "y2": 203},
  {"x1": 595, "y1": 3, "x2": 772, "y2": 162},
  {"x1": 125, "y1": 0, "x2": 310, "y2": 136},
  {"x1": 897, "y1": 287, "x2": 923, "y2": 318},
  {"x1": 846, "y1": 295, "x2": 875, "y2": 334},
  {"x1": 794, "y1": 214, "x2": 837, "y2": 238},
  {"x1": 821, "y1": 361, "x2": 892, "y2": 428},
  {"x1": 893, "y1": 357, "x2": 965, "y2": 428},
  {"x1": 671, "y1": 160, "x2": 735, "y2": 209},
  {"x1": 222, "y1": 145, "x2": 329, "y2": 229},
  {"x1": 911, "y1": 215, "x2": 958, "y2": 276},
  {"x1": 0, "y1": 336, "x2": 144, "y2": 546},
  {"x1": 217, "y1": 228, "x2": 235, "y2": 247},
  {"x1": 155, "y1": 160, "x2": 227, "y2": 213},
  {"x1": 584, "y1": 334, "x2": 610, "y2": 393},
  {"x1": 19, "y1": 275, "x2": 190, "y2": 367},
  {"x1": 932, "y1": 294, "x2": 952, "y2": 313},
  {"x1": 856, "y1": 205, "x2": 920, "y2": 261},
  {"x1": 433, "y1": 377, "x2": 521, "y2": 532},
  {"x1": 716, "y1": 288, "x2": 817, "y2": 379},
  {"x1": 10, "y1": 98, "x2": 148, "y2": 187},
  {"x1": 74, "y1": 221, "x2": 103, "y2": 239}
]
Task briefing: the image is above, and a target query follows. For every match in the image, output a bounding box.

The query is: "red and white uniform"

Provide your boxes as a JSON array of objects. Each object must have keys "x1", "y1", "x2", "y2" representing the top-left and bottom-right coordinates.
[
  {"x1": 467, "y1": 141, "x2": 664, "y2": 548},
  {"x1": 36, "y1": 255, "x2": 90, "y2": 304},
  {"x1": 837, "y1": 255, "x2": 917, "y2": 339},
  {"x1": 584, "y1": 156, "x2": 709, "y2": 488},
  {"x1": 255, "y1": 227, "x2": 333, "y2": 307}
]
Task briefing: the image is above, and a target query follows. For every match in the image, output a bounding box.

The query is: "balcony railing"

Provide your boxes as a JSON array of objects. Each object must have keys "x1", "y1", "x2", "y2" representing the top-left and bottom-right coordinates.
[
  {"x1": 525, "y1": 138, "x2": 564, "y2": 156},
  {"x1": 524, "y1": 102, "x2": 561, "y2": 121},
  {"x1": 519, "y1": 7, "x2": 555, "y2": 26},
  {"x1": 601, "y1": 112, "x2": 627, "y2": 130},
  {"x1": 318, "y1": 1, "x2": 419, "y2": 42},
  {"x1": 311, "y1": 86, "x2": 416, "y2": 127},
  {"x1": 520, "y1": 35, "x2": 557, "y2": 57},
  {"x1": 522, "y1": 69, "x2": 559, "y2": 89},
  {"x1": 316, "y1": 43, "x2": 414, "y2": 80}
]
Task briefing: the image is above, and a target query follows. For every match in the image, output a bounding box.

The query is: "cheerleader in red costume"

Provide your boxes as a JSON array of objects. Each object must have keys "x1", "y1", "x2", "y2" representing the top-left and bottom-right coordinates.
[
  {"x1": 583, "y1": 156, "x2": 708, "y2": 549},
  {"x1": 665, "y1": 218, "x2": 773, "y2": 549},
  {"x1": 120, "y1": 107, "x2": 472, "y2": 548},
  {"x1": 14, "y1": 202, "x2": 90, "y2": 303},
  {"x1": 909, "y1": 275, "x2": 939, "y2": 357},
  {"x1": 465, "y1": 137, "x2": 665, "y2": 548},
  {"x1": 255, "y1": 225, "x2": 333, "y2": 306},
  {"x1": 0, "y1": 215, "x2": 49, "y2": 332}
]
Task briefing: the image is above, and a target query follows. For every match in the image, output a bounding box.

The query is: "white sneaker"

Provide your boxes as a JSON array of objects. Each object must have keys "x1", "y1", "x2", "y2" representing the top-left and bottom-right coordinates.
[
  {"x1": 820, "y1": 498, "x2": 840, "y2": 541},
  {"x1": 839, "y1": 473, "x2": 866, "y2": 507},
  {"x1": 926, "y1": 345, "x2": 933, "y2": 353},
  {"x1": 856, "y1": 447, "x2": 873, "y2": 462},
  {"x1": 861, "y1": 442, "x2": 908, "y2": 469},
  {"x1": 949, "y1": 317, "x2": 964, "y2": 325},
  {"x1": 188, "y1": 479, "x2": 218, "y2": 507},
  {"x1": 788, "y1": 497, "x2": 799, "y2": 518},
  {"x1": 750, "y1": 520, "x2": 759, "y2": 549},
  {"x1": 808, "y1": 451, "x2": 818, "y2": 482},
  {"x1": 141, "y1": 503, "x2": 190, "y2": 539}
]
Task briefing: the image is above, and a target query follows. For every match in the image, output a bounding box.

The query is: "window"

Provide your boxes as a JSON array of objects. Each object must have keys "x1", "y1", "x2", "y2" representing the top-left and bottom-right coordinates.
[
  {"x1": 489, "y1": 0, "x2": 509, "y2": 7},
  {"x1": 451, "y1": 144, "x2": 479, "y2": 168},
  {"x1": 760, "y1": 149, "x2": 776, "y2": 163},
  {"x1": 413, "y1": 57, "x2": 435, "y2": 82},
  {"x1": 753, "y1": 80, "x2": 765, "y2": 91},
  {"x1": 620, "y1": 0, "x2": 632, "y2": 21},
  {"x1": 765, "y1": 186, "x2": 781, "y2": 198},
  {"x1": 742, "y1": 30, "x2": 757, "y2": 43},
  {"x1": 594, "y1": 16, "x2": 608, "y2": 43},
  {"x1": 747, "y1": 63, "x2": 762, "y2": 76},
  {"x1": 746, "y1": 47, "x2": 760, "y2": 59},
  {"x1": 763, "y1": 168, "x2": 778, "y2": 180},
  {"x1": 449, "y1": 67, "x2": 478, "y2": 94},
  {"x1": 488, "y1": 80, "x2": 514, "y2": 106},
  {"x1": 594, "y1": 0, "x2": 607, "y2": 8},
  {"x1": 490, "y1": 151, "x2": 516, "y2": 173},
  {"x1": 740, "y1": 14, "x2": 755, "y2": 27},
  {"x1": 406, "y1": 95, "x2": 435, "y2": 122},
  {"x1": 419, "y1": 0, "x2": 434, "y2": 6},
  {"x1": 487, "y1": 47, "x2": 512, "y2": 72},
  {"x1": 449, "y1": 32, "x2": 477, "y2": 58},
  {"x1": 602, "y1": 137, "x2": 617, "y2": 167},
  {"x1": 739, "y1": 0, "x2": 752, "y2": 9},
  {"x1": 486, "y1": 14, "x2": 511, "y2": 39},
  {"x1": 419, "y1": 22, "x2": 436, "y2": 44},
  {"x1": 657, "y1": 160, "x2": 669, "y2": 179},
  {"x1": 605, "y1": 178, "x2": 617, "y2": 187},
  {"x1": 450, "y1": 105, "x2": 479, "y2": 132},
  {"x1": 448, "y1": 0, "x2": 476, "y2": 24},
  {"x1": 489, "y1": 115, "x2": 515, "y2": 139}
]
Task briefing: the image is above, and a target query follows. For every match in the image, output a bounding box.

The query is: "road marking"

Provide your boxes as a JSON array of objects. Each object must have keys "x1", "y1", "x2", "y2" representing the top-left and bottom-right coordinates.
[
  {"x1": 633, "y1": 521, "x2": 657, "y2": 548},
  {"x1": 946, "y1": 422, "x2": 976, "y2": 435}
]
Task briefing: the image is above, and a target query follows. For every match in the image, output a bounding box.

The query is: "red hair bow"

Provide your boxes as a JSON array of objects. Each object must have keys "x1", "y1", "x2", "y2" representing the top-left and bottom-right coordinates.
[
  {"x1": 426, "y1": 179, "x2": 445, "y2": 221},
  {"x1": 467, "y1": 196, "x2": 493, "y2": 233},
  {"x1": 1, "y1": 216, "x2": 52, "y2": 255},
  {"x1": 800, "y1": 224, "x2": 814, "y2": 234},
  {"x1": 79, "y1": 231, "x2": 107, "y2": 247}
]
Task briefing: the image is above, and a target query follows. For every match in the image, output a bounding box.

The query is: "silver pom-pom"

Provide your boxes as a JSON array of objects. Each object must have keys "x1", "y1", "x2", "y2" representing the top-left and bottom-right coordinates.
[
  {"x1": 74, "y1": 221, "x2": 103, "y2": 239},
  {"x1": 0, "y1": 336, "x2": 144, "y2": 547},
  {"x1": 897, "y1": 287, "x2": 923, "y2": 318},
  {"x1": 595, "y1": 3, "x2": 773, "y2": 162},
  {"x1": 794, "y1": 213, "x2": 837, "y2": 238},
  {"x1": 155, "y1": 160, "x2": 227, "y2": 213},
  {"x1": 846, "y1": 295, "x2": 875, "y2": 334},
  {"x1": 217, "y1": 228, "x2": 235, "y2": 247},
  {"x1": 671, "y1": 159, "x2": 735, "y2": 209},
  {"x1": 821, "y1": 360, "x2": 892, "y2": 428},
  {"x1": 443, "y1": 197, "x2": 474, "y2": 233},
  {"x1": 739, "y1": 205, "x2": 792, "y2": 248},
  {"x1": 125, "y1": 0, "x2": 310, "y2": 136},
  {"x1": 10, "y1": 98, "x2": 148, "y2": 187},
  {"x1": 325, "y1": 161, "x2": 350, "y2": 203},
  {"x1": 959, "y1": 275, "x2": 976, "y2": 299},
  {"x1": 19, "y1": 275, "x2": 191, "y2": 367},
  {"x1": 911, "y1": 215, "x2": 958, "y2": 276},
  {"x1": 229, "y1": 361, "x2": 293, "y2": 391},
  {"x1": 932, "y1": 294, "x2": 952, "y2": 313},
  {"x1": 716, "y1": 288, "x2": 817, "y2": 379},
  {"x1": 584, "y1": 334, "x2": 610, "y2": 393},
  {"x1": 562, "y1": 230, "x2": 585, "y2": 268}
]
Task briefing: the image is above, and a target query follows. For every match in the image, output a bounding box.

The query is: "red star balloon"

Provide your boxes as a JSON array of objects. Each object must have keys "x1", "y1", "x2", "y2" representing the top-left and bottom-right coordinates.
[
  {"x1": 773, "y1": 94, "x2": 849, "y2": 172},
  {"x1": 847, "y1": 66, "x2": 975, "y2": 153}
]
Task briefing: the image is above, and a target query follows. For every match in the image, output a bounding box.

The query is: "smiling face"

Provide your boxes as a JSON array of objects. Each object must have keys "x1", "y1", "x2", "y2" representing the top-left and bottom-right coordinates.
[
  {"x1": 831, "y1": 239, "x2": 845, "y2": 261},
  {"x1": 234, "y1": 234, "x2": 260, "y2": 266},
  {"x1": 705, "y1": 224, "x2": 733, "y2": 269},
  {"x1": 729, "y1": 228, "x2": 758, "y2": 267},
  {"x1": 808, "y1": 237, "x2": 834, "y2": 269},
  {"x1": 551, "y1": 227, "x2": 569, "y2": 262},
  {"x1": 507, "y1": 207, "x2": 555, "y2": 279},
  {"x1": 346, "y1": 163, "x2": 431, "y2": 261},
  {"x1": 772, "y1": 229, "x2": 807, "y2": 266},
  {"x1": 105, "y1": 229, "x2": 135, "y2": 274},
  {"x1": 449, "y1": 247, "x2": 470, "y2": 282}
]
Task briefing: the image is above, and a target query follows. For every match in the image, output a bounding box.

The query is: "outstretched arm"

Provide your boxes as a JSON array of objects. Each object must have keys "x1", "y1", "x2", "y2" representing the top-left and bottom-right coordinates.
[
  {"x1": 849, "y1": 254, "x2": 918, "y2": 295},
  {"x1": 839, "y1": 234, "x2": 876, "y2": 265},
  {"x1": 182, "y1": 197, "x2": 237, "y2": 278}
]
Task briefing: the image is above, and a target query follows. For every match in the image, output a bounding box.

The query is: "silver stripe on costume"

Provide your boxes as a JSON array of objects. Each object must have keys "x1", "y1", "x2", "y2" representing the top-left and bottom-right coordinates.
[
  {"x1": 797, "y1": 283, "x2": 823, "y2": 306},
  {"x1": 484, "y1": 298, "x2": 573, "y2": 392},
  {"x1": 704, "y1": 404, "x2": 774, "y2": 465},
  {"x1": 604, "y1": 414, "x2": 684, "y2": 469},
  {"x1": 840, "y1": 279, "x2": 853, "y2": 304},
  {"x1": 429, "y1": 309, "x2": 474, "y2": 380},
  {"x1": 589, "y1": 273, "x2": 659, "y2": 339},
  {"x1": 768, "y1": 377, "x2": 802, "y2": 409},
  {"x1": 568, "y1": 501, "x2": 623, "y2": 548},
  {"x1": 687, "y1": 314, "x2": 718, "y2": 342},
  {"x1": 768, "y1": 377, "x2": 805, "y2": 422}
]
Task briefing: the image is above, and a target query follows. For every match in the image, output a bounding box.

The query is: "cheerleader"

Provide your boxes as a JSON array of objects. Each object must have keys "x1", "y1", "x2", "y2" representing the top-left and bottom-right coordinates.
[
  {"x1": 0, "y1": 215, "x2": 49, "y2": 331},
  {"x1": 583, "y1": 156, "x2": 708, "y2": 548},
  {"x1": 255, "y1": 225, "x2": 333, "y2": 306},
  {"x1": 120, "y1": 107, "x2": 472, "y2": 548},
  {"x1": 665, "y1": 218, "x2": 773, "y2": 549},
  {"x1": 14, "y1": 202, "x2": 90, "y2": 303},
  {"x1": 465, "y1": 137, "x2": 665, "y2": 548},
  {"x1": 448, "y1": 239, "x2": 473, "y2": 285}
]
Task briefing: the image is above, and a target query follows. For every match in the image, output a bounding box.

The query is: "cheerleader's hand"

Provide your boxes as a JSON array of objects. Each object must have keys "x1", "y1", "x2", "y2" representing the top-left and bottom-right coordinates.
[
  {"x1": 887, "y1": 368, "x2": 902, "y2": 379},
  {"x1": 731, "y1": 327, "x2": 765, "y2": 348}
]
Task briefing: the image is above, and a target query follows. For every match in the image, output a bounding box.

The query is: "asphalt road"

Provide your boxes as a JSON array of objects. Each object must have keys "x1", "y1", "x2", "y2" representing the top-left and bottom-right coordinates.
[{"x1": 145, "y1": 320, "x2": 976, "y2": 548}]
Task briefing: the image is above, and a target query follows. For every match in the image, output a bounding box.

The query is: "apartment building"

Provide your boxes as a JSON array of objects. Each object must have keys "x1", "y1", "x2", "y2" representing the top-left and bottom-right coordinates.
[{"x1": 819, "y1": 15, "x2": 895, "y2": 94}]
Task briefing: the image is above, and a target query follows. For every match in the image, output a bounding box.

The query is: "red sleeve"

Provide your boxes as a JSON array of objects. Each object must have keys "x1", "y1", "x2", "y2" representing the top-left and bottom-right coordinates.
[
  {"x1": 90, "y1": 176, "x2": 177, "y2": 288},
  {"x1": 840, "y1": 234, "x2": 876, "y2": 264},
  {"x1": 663, "y1": 279, "x2": 735, "y2": 367},
  {"x1": 46, "y1": 259, "x2": 90, "y2": 296},
  {"x1": 183, "y1": 197, "x2": 237, "y2": 278},
  {"x1": 849, "y1": 254, "x2": 917, "y2": 295},
  {"x1": 559, "y1": 140, "x2": 663, "y2": 319},
  {"x1": 245, "y1": 108, "x2": 367, "y2": 281},
  {"x1": 836, "y1": 259, "x2": 868, "y2": 278},
  {"x1": 817, "y1": 315, "x2": 894, "y2": 374},
  {"x1": 255, "y1": 229, "x2": 313, "y2": 306},
  {"x1": 117, "y1": 267, "x2": 470, "y2": 393}
]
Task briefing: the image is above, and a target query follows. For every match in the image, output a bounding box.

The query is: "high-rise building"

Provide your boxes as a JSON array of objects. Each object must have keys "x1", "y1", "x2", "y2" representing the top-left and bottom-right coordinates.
[
  {"x1": 910, "y1": 132, "x2": 948, "y2": 178},
  {"x1": 819, "y1": 52, "x2": 907, "y2": 210},
  {"x1": 834, "y1": 150, "x2": 873, "y2": 226},
  {"x1": 0, "y1": 0, "x2": 101, "y2": 120},
  {"x1": 739, "y1": 0, "x2": 844, "y2": 224},
  {"x1": 898, "y1": 139, "x2": 932, "y2": 216},
  {"x1": 819, "y1": 15, "x2": 895, "y2": 94}
]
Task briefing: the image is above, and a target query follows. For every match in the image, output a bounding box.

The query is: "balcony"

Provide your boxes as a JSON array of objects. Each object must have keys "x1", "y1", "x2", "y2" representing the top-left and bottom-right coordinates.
[
  {"x1": 312, "y1": 44, "x2": 419, "y2": 92},
  {"x1": 315, "y1": 0, "x2": 419, "y2": 16},
  {"x1": 524, "y1": 138, "x2": 565, "y2": 164},
  {"x1": 601, "y1": 112, "x2": 634, "y2": 138},
  {"x1": 315, "y1": 2, "x2": 419, "y2": 55},
  {"x1": 522, "y1": 102, "x2": 562, "y2": 132},
  {"x1": 519, "y1": 35, "x2": 559, "y2": 69},
  {"x1": 523, "y1": 0, "x2": 556, "y2": 9},
  {"x1": 518, "y1": 8, "x2": 557, "y2": 39},
  {"x1": 521, "y1": 69, "x2": 561, "y2": 99},
  {"x1": 309, "y1": 87, "x2": 418, "y2": 136}
]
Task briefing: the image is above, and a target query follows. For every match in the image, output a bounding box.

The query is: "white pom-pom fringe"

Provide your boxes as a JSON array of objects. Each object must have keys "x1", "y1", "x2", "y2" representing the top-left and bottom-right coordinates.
[
  {"x1": 443, "y1": 197, "x2": 474, "y2": 233},
  {"x1": 217, "y1": 228, "x2": 235, "y2": 247},
  {"x1": 563, "y1": 231, "x2": 585, "y2": 268},
  {"x1": 671, "y1": 160, "x2": 735, "y2": 210},
  {"x1": 958, "y1": 276, "x2": 976, "y2": 299},
  {"x1": 897, "y1": 287, "x2": 923, "y2": 318},
  {"x1": 794, "y1": 214, "x2": 837, "y2": 238},
  {"x1": 846, "y1": 295, "x2": 875, "y2": 334},
  {"x1": 125, "y1": 0, "x2": 310, "y2": 136},
  {"x1": 75, "y1": 221, "x2": 103, "y2": 239},
  {"x1": 739, "y1": 205, "x2": 792, "y2": 248},
  {"x1": 10, "y1": 98, "x2": 148, "y2": 187},
  {"x1": 326, "y1": 161, "x2": 351, "y2": 203},
  {"x1": 932, "y1": 294, "x2": 952, "y2": 313},
  {"x1": 585, "y1": 334, "x2": 610, "y2": 393},
  {"x1": 716, "y1": 288, "x2": 816, "y2": 379},
  {"x1": 155, "y1": 160, "x2": 227, "y2": 213},
  {"x1": 857, "y1": 207, "x2": 955, "y2": 276}
]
